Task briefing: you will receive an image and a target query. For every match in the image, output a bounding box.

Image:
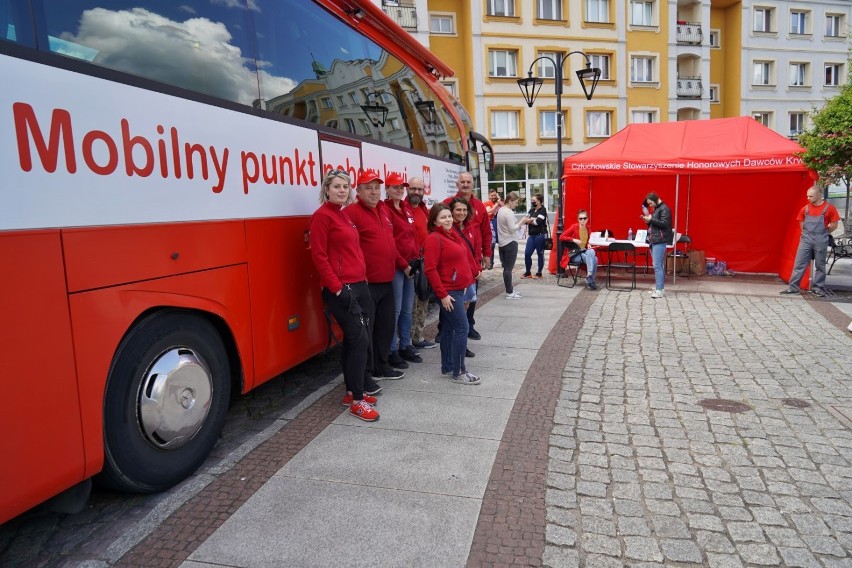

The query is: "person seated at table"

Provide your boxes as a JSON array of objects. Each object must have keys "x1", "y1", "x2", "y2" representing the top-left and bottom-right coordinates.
[{"x1": 559, "y1": 209, "x2": 598, "y2": 290}]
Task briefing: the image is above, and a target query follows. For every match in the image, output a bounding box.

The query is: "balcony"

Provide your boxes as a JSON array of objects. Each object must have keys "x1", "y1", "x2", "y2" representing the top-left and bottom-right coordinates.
[
  {"x1": 677, "y1": 77, "x2": 703, "y2": 98},
  {"x1": 676, "y1": 21, "x2": 702, "y2": 45},
  {"x1": 382, "y1": 2, "x2": 417, "y2": 31}
]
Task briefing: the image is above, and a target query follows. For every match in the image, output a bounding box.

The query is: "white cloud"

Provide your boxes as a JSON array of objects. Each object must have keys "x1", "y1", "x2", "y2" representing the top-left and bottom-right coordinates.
[{"x1": 61, "y1": 7, "x2": 294, "y2": 104}]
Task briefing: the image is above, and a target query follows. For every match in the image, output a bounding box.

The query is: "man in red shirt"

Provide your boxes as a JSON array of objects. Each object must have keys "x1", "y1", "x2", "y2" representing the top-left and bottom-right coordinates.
[
  {"x1": 781, "y1": 186, "x2": 841, "y2": 297},
  {"x1": 406, "y1": 177, "x2": 436, "y2": 350},
  {"x1": 345, "y1": 169, "x2": 409, "y2": 379},
  {"x1": 443, "y1": 172, "x2": 492, "y2": 341}
]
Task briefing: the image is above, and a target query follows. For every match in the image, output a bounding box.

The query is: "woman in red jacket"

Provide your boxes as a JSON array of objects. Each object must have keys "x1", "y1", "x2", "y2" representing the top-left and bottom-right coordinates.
[
  {"x1": 423, "y1": 203, "x2": 480, "y2": 385},
  {"x1": 309, "y1": 169, "x2": 380, "y2": 421}
]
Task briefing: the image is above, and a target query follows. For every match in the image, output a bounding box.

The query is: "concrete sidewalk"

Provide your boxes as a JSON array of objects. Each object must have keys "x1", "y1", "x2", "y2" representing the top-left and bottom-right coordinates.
[{"x1": 181, "y1": 282, "x2": 582, "y2": 568}]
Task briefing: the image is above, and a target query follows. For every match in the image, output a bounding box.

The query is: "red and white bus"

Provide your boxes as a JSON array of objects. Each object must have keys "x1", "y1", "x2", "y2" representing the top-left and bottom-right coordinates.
[{"x1": 0, "y1": 0, "x2": 492, "y2": 523}]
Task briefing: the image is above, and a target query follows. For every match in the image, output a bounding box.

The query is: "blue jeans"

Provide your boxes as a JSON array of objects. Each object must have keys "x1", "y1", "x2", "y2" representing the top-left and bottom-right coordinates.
[
  {"x1": 524, "y1": 234, "x2": 545, "y2": 274},
  {"x1": 651, "y1": 243, "x2": 667, "y2": 290},
  {"x1": 438, "y1": 289, "x2": 468, "y2": 377},
  {"x1": 391, "y1": 269, "x2": 414, "y2": 352},
  {"x1": 571, "y1": 249, "x2": 598, "y2": 282}
]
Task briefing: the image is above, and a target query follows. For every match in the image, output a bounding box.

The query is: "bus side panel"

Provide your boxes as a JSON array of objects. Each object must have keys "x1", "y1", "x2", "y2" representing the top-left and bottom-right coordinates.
[
  {"x1": 67, "y1": 265, "x2": 253, "y2": 479},
  {"x1": 0, "y1": 231, "x2": 85, "y2": 524},
  {"x1": 62, "y1": 221, "x2": 248, "y2": 293},
  {"x1": 243, "y1": 217, "x2": 328, "y2": 388}
]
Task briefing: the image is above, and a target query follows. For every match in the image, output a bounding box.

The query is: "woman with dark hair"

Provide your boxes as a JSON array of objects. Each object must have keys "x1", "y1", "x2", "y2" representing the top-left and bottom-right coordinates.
[
  {"x1": 309, "y1": 169, "x2": 380, "y2": 421},
  {"x1": 523, "y1": 193, "x2": 549, "y2": 279},
  {"x1": 449, "y1": 196, "x2": 482, "y2": 348},
  {"x1": 423, "y1": 203, "x2": 480, "y2": 384},
  {"x1": 641, "y1": 192, "x2": 673, "y2": 299}
]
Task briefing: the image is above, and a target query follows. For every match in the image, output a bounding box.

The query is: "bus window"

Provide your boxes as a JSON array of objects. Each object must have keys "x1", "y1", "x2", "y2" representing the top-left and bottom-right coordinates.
[
  {"x1": 252, "y1": 0, "x2": 464, "y2": 162},
  {"x1": 0, "y1": 0, "x2": 34, "y2": 46},
  {"x1": 40, "y1": 1, "x2": 260, "y2": 105}
]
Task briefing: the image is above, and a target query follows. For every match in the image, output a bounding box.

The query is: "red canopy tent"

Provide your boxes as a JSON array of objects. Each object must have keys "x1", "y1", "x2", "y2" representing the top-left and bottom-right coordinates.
[{"x1": 550, "y1": 117, "x2": 815, "y2": 281}]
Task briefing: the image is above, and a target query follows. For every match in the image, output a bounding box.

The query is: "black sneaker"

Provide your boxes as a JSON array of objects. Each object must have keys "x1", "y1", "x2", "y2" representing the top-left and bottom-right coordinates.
[
  {"x1": 811, "y1": 288, "x2": 826, "y2": 297},
  {"x1": 467, "y1": 328, "x2": 481, "y2": 340},
  {"x1": 399, "y1": 346, "x2": 422, "y2": 363},
  {"x1": 587, "y1": 281, "x2": 598, "y2": 290},
  {"x1": 779, "y1": 288, "x2": 799, "y2": 295},
  {"x1": 412, "y1": 339, "x2": 437, "y2": 349},
  {"x1": 465, "y1": 349, "x2": 475, "y2": 358},
  {"x1": 374, "y1": 368, "x2": 405, "y2": 380},
  {"x1": 364, "y1": 376, "x2": 383, "y2": 395},
  {"x1": 388, "y1": 351, "x2": 409, "y2": 369}
]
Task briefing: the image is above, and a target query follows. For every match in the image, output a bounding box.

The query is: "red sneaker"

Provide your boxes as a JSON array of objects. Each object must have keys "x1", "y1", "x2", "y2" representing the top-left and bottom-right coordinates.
[
  {"x1": 342, "y1": 392, "x2": 378, "y2": 407},
  {"x1": 350, "y1": 400, "x2": 380, "y2": 421}
]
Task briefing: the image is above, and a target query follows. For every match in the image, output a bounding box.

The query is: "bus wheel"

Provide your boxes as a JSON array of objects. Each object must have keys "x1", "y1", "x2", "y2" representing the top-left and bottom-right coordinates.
[{"x1": 99, "y1": 312, "x2": 231, "y2": 492}]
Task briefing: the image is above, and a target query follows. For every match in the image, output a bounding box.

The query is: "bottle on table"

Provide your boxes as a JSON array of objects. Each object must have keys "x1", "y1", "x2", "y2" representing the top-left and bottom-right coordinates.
[{"x1": 628, "y1": 228, "x2": 633, "y2": 241}]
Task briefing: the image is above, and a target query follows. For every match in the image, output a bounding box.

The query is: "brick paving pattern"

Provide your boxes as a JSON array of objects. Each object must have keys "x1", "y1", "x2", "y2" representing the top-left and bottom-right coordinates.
[
  {"x1": 467, "y1": 289, "x2": 597, "y2": 567},
  {"x1": 543, "y1": 292, "x2": 852, "y2": 567}
]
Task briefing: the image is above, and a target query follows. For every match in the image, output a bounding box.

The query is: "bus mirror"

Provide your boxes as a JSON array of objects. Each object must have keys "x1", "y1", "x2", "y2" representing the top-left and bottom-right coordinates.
[{"x1": 469, "y1": 130, "x2": 494, "y2": 174}]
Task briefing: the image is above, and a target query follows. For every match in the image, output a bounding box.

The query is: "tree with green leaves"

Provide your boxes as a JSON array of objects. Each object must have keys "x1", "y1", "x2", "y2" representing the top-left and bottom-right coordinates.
[{"x1": 797, "y1": 71, "x2": 852, "y2": 234}]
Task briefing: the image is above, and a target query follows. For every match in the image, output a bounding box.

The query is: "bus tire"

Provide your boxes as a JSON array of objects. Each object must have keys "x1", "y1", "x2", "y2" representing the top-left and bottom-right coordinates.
[{"x1": 98, "y1": 311, "x2": 231, "y2": 493}]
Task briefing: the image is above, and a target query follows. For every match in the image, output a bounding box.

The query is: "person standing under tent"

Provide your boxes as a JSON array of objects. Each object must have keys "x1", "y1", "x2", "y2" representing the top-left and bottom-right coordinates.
[
  {"x1": 780, "y1": 186, "x2": 840, "y2": 297},
  {"x1": 641, "y1": 192, "x2": 674, "y2": 299},
  {"x1": 309, "y1": 169, "x2": 380, "y2": 421}
]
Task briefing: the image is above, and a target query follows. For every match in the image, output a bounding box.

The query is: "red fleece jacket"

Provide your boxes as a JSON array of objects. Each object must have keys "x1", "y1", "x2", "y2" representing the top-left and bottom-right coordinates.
[
  {"x1": 309, "y1": 202, "x2": 367, "y2": 293},
  {"x1": 385, "y1": 198, "x2": 419, "y2": 262},
  {"x1": 443, "y1": 193, "x2": 493, "y2": 259},
  {"x1": 424, "y1": 228, "x2": 473, "y2": 299},
  {"x1": 344, "y1": 199, "x2": 407, "y2": 283}
]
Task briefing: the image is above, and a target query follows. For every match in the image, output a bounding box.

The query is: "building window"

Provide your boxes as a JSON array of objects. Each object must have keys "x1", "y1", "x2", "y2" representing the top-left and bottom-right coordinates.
[
  {"x1": 789, "y1": 112, "x2": 805, "y2": 136},
  {"x1": 539, "y1": 111, "x2": 565, "y2": 138},
  {"x1": 320, "y1": 97, "x2": 334, "y2": 109},
  {"x1": 752, "y1": 112, "x2": 771, "y2": 127},
  {"x1": 349, "y1": 92, "x2": 359, "y2": 105},
  {"x1": 789, "y1": 63, "x2": 808, "y2": 87},
  {"x1": 825, "y1": 63, "x2": 842, "y2": 86},
  {"x1": 588, "y1": 54, "x2": 611, "y2": 80},
  {"x1": 487, "y1": 0, "x2": 515, "y2": 17},
  {"x1": 429, "y1": 14, "x2": 454, "y2": 34},
  {"x1": 537, "y1": 51, "x2": 561, "y2": 78},
  {"x1": 441, "y1": 81, "x2": 457, "y2": 96},
  {"x1": 631, "y1": 56, "x2": 655, "y2": 83},
  {"x1": 388, "y1": 117, "x2": 401, "y2": 131},
  {"x1": 587, "y1": 111, "x2": 611, "y2": 137},
  {"x1": 336, "y1": 95, "x2": 346, "y2": 107},
  {"x1": 344, "y1": 118, "x2": 356, "y2": 133},
  {"x1": 492, "y1": 110, "x2": 520, "y2": 139},
  {"x1": 359, "y1": 118, "x2": 372, "y2": 134},
  {"x1": 631, "y1": 110, "x2": 655, "y2": 123},
  {"x1": 789, "y1": 11, "x2": 808, "y2": 35},
  {"x1": 630, "y1": 1, "x2": 653, "y2": 26},
  {"x1": 709, "y1": 29, "x2": 720, "y2": 48},
  {"x1": 709, "y1": 84, "x2": 720, "y2": 102},
  {"x1": 825, "y1": 14, "x2": 843, "y2": 37},
  {"x1": 753, "y1": 7, "x2": 773, "y2": 33},
  {"x1": 537, "y1": 0, "x2": 562, "y2": 20},
  {"x1": 753, "y1": 61, "x2": 772, "y2": 86},
  {"x1": 586, "y1": 0, "x2": 610, "y2": 23},
  {"x1": 489, "y1": 49, "x2": 518, "y2": 77}
]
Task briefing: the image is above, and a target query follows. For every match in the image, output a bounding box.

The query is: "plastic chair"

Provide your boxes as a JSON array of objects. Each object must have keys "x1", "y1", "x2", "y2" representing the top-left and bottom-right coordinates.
[
  {"x1": 667, "y1": 234, "x2": 692, "y2": 277},
  {"x1": 557, "y1": 241, "x2": 586, "y2": 288},
  {"x1": 606, "y1": 242, "x2": 637, "y2": 290}
]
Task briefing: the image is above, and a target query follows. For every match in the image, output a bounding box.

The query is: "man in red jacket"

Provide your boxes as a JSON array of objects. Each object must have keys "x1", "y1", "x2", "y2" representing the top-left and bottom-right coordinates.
[
  {"x1": 406, "y1": 176, "x2": 435, "y2": 350},
  {"x1": 443, "y1": 171, "x2": 492, "y2": 342},
  {"x1": 345, "y1": 169, "x2": 409, "y2": 380}
]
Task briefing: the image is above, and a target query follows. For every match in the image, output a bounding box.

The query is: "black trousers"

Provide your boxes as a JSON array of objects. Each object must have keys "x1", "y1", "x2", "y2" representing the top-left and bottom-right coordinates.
[
  {"x1": 368, "y1": 282, "x2": 395, "y2": 373},
  {"x1": 322, "y1": 281, "x2": 373, "y2": 399}
]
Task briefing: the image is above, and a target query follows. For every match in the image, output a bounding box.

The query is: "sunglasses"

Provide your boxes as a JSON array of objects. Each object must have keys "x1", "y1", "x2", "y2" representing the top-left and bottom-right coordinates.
[
  {"x1": 326, "y1": 168, "x2": 349, "y2": 177},
  {"x1": 578, "y1": 217, "x2": 588, "y2": 220}
]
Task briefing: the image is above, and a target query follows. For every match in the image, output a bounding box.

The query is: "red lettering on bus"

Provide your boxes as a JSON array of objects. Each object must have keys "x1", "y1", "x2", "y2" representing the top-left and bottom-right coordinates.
[
  {"x1": 82, "y1": 130, "x2": 119, "y2": 175},
  {"x1": 13, "y1": 103, "x2": 77, "y2": 173},
  {"x1": 241, "y1": 151, "x2": 258, "y2": 194},
  {"x1": 121, "y1": 119, "x2": 153, "y2": 177}
]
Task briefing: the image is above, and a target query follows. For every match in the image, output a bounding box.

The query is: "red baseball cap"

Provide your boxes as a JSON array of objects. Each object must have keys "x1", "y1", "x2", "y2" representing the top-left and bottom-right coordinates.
[
  {"x1": 356, "y1": 168, "x2": 383, "y2": 186},
  {"x1": 385, "y1": 172, "x2": 409, "y2": 187}
]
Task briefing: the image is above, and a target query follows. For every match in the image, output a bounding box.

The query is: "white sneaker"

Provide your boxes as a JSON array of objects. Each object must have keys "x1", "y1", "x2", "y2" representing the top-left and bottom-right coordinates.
[
  {"x1": 650, "y1": 289, "x2": 665, "y2": 299},
  {"x1": 506, "y1": 291, "x2": 523, "y2": 299}
]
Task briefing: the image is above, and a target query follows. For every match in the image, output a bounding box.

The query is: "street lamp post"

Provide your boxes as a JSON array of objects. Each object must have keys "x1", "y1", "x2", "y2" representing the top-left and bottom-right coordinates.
[{"x1": 517, "y1": 52, "x2": 600, "y2": 275}]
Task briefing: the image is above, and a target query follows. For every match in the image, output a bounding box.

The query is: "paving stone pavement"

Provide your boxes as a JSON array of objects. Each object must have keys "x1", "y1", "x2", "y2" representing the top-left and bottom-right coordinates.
[{"x1": 543, "y1": 291, "x2": 852, "y2": 567}]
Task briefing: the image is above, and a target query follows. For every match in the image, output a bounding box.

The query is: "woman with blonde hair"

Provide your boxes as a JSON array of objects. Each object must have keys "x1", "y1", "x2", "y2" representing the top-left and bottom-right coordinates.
[{"x1": 308, "y1": 168, "x2": 380, "y2": 421}]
